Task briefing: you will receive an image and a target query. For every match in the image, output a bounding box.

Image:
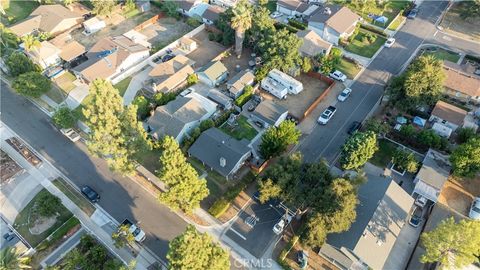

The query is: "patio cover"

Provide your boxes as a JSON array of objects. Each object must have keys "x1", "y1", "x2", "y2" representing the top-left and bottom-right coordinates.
[
  {"x1": 374, "y1": 16, "x2": 388, "y2": 24},
  {"x1": 413, "y1": 116, "x2": 426, "y2": 127},
  {"x1": 413, "y1": 180, "x2": 440, "y2": 203}
]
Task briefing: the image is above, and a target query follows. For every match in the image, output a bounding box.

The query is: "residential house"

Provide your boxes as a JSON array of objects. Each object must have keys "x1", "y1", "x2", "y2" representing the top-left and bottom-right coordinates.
[
  {"x1": 9, "y1": 4, "x2": 83, "y2": 37},
  {"x1": 296, "y1": 29, "x2": 332, "y2": 57},
  {"x1": 250, "y1": 100, "x2": 288, "y2": 128},
  {"x1": 412, "y1": 149, "x2": 450, "y2": 204},
  {"x1": 123, "y1": 30, "x2": 151, "y2": 48},
  {"x1": 442, "y1": 61, "x2": 480, "y2": 104},
  {"x1": 227, "y1": 69, "x2": 255, "y2": 98},
  {"x1": 177, "y1": 0, "x2": 208, "y2": 17},
  {"x1": 324, "y1": 177, "x2": 414, "y2": 270},
  {"x1": 201, "y1": 5, "x2": 224, "y2": 25},
  {"x1": 25, "y1": 41, "x2": 62, "y2": 69},
  {"x1": 147, "y1": 55, "x2": 196, "y2": 93},
  {"x1": 208, "y1": 89, "x2": 233, "y2": 110},
  {"x1": 50, "y1": 33, "x2": 86, "y2": 64},
  {"x1": 72, "y1": 35, "x2": 149, "y2": 84},
  {"x1": 179, "y1": 37, "x2": 197, "y2": 53},
  {"x1": 429, "y1": 100, "x2": 467, "y2": 131},
  {"x1": 83, "y1": 17, "x2": 106, "y2": 35},
  {"x1": 210, "y1": 0, "x2": 238, "y2": 8},
  {"x1": 188, "y1": 128, "x2": 251, "y2": 180},
  {"x1": 197, "y1": 61, "x2": 229, "y2": 87},
  {"x1": 308, "y1": 5, "x2": 361, "y2": 45},
  {"x1": 146, "y1": 92, "x2": 217, "y2": 142},
  {"x1": 276, "y1": 0, "x2": 319, "y2": 17},
  {"x1": 261, "y1": 69, "x2": 303, "y2": 99}
]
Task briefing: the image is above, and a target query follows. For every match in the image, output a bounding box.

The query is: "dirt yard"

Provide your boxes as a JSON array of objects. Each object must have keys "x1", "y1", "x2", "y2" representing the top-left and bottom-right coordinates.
[
  {"x1": 139, "y1": 17, "x2": 193, "y2": 45},
  {"x1": 438, "y1": 176, "x2": 480, "y2": 216},
  {"x1": 260, "y1": 73, "x2": 330, "y2": 120},
  {"x1": 440, "y1": 2, "x2": 480, "y2": 42},
  {"x1": 188, "y1": 30, "x2": 229, "y2": 68}
]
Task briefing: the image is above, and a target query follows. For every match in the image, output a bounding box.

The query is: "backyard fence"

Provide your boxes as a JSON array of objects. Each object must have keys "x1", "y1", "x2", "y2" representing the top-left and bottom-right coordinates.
[
  {"x1": 301, "y1": 72, "x2": 336, "y2": 120},
  {"x1": 133, "y1": 13, "x2": 165, "y2": 31}
]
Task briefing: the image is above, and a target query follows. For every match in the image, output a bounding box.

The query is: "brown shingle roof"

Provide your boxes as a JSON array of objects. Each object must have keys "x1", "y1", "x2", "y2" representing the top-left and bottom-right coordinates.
[
  {"x1": 443, "y1": 64, "x2": 480, "y2": 97},
  {"x1": 431, "y1": 101, "x2": 467, "y2": 126},
  {"x1": 297, "y1": 30, "x2": 332, "y2": 57},
  {"x1": 325, "y1": 6, "x2": 360, "y2": 34},
  {"x1": 149, "y1": 55, "x2": 195, "y2": 92},
  {"x1": 59, "y1": 41, "x2": 85, "y2": 61}
]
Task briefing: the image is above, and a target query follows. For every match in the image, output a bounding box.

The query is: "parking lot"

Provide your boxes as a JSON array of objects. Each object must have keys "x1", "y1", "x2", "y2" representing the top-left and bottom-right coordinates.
[
  {"x1": 260, "y1": 73, "x2": 331, "y2": 120},
  {"x1": 225, "y1": 199, "x2": 293, "y2": 258}
]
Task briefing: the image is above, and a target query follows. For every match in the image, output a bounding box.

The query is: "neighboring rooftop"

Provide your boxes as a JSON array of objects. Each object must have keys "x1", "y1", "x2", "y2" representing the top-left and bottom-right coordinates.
[
  {"x1": 227, "y1": 70, "x2": 255, "y2": 96},
  {"x1": 198, "y1": 61, "x2": 228, "y2": 82},
  {"x1": 327, "y1": 177, "x2": 414, "y2": 270},
  {"x1": 443, "y1": 61, "x2": 480, "y2": 97},
  {"x1": 148, "y1": 55, "x2": 195, "y2": 92},
  {"x1": 202, "y1": 5, "x2": 224, "y2": 22},
  {"x1": 188, "y1": 128, "x2": 251, "y2": 177},
  {"x1": 251, "y1": 100, "x2": 288, "y2": 126},
  {"x1": 415, "y1": 149, "x2": 451, "y2": 191},
  {"x1": 309, "y1": 5, "x2": 360, "y2": 34},
  {"x1": 431, "y1": 100, "x2": 467, "y2": 126},
  {"x1": 296, "y1": 30, "x2": 332, "y2": 57}
]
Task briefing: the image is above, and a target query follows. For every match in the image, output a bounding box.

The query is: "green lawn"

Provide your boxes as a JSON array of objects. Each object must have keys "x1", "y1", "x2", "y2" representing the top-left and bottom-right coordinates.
[
  {"x1": 14, "y1": 189, "x2": 73, "y2": 247},
  {"x1": 370, "y1": 139, "x2": 397, "y2": 168},
  {"x1": 387, "y1": 15, "x2": 406, "y2": 31},
  {"x1": 52, "y1": 178, "x2": 95, "y2": 217},
  {"x1": 136, "y1": 147, "x2": 163, "y2": 174},
  {"x1": 345, "y1": 30, "x2": 387, "y2": 58},
  {"x1": 219, "y1": 115, "x2": 258, "y2": 141},
  {"x1": 124, "y1": 8, "x2": 140, "y2": 18},
  {"x1": 344, "y1": 0, "x2": 409, "y2": 29},
  {"x1": 188, "y1": 157, "x2": 226, "y2": 199},
  {"x1": 336, "y1": 57, "x2": 361, "y2": 79},
  {"x1": 72, "y1": 93, "x2": 93, "y2": 122},
  {"x1": 55, "y1": 72, "x2": 77, "y2": 94},
  {"x1": 44, "y1": 85, "x2": 67, "y2": 104},
  {"x1": 424, "y1": 48, "x2": 461, "y2": 63},
  {"x1": 113, "y1": 76, "x2": 132, "y2": 97},
  {"x1": 1, "y1": 0, "x2": 38, "y2": 25}
]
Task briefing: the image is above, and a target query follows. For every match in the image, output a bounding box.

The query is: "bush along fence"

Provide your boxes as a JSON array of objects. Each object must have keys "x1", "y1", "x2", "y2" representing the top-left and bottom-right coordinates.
[{"x1": 359, "y1": 23, "x2": 388, "y2": 38}]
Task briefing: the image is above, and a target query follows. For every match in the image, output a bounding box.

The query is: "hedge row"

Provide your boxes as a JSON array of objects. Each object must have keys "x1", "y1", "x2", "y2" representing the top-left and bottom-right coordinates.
[
  {"x1": 275, "y1": 23, "x2": 299, "y2": 33},
  {"x1": 208, "y1": 198, "x2": 230, "y2": 218},
  {"x1": 288, "y1": 19, "x2": 307, "y2": 30},
  {"x1": 359, "y1": 24, "x2": 388, "y2": 38}
]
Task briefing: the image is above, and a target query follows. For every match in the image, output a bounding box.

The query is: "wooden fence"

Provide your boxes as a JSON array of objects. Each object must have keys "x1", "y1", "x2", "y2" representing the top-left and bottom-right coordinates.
[
  {"x1": 301, "y1": 72, "x2": 335, "y2": 120},
  {"x1": 133, "y1": 13, "x2": 165, "y2": 31}
]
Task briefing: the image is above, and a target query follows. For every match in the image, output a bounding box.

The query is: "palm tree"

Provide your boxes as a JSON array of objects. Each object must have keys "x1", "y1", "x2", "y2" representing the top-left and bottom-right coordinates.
[
  {"x1": 0, "y1": 24, "x2": 19, "y2": 50},
  {"x1": 0, "y1": 247, "x2": 31, "y2": 270},
  {"x1": 21, "y1": 34, "x2": 40, "y2": 52},
  {"x1": 231, "y1": 0, "x2": 252, "y2": 58}
]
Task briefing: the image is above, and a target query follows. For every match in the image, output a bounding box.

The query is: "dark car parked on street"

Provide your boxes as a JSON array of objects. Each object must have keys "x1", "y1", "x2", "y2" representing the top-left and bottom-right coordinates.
[
  {"x1": 347, "y1": 121, "x2": 362, "y2": 135},
  {"x1": 81, "y1": 185, "x2": 100, "y2": 203}
]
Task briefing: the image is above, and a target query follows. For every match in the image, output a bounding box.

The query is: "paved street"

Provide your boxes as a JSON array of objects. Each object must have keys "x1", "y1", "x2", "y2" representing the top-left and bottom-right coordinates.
[
  {"x1": 298, "y1": 0, "x2": 478, "y2": 163},
  {"x1": 0, "y1": 84, "x2": 187, "y2": 260}
]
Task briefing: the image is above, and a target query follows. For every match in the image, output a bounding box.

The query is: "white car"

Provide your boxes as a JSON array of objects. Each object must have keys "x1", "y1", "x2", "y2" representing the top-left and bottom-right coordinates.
[
  {"x1": 385, "y1": 38, "x2": 396, "y2": 48},
  {"x1": 60, "y1": 128, "x2": 81, "y2": 142},
  {"x1": 337, "y1": 88, "x2": 352, "y2": 102},
  {"x1": 270, "y1": 11, "x2": 282, "y2": 19},
  {"x1": 318, "y1": 106, "x2": 337, "y2": 125},
  {"x1": 329, "y1": 70, "x2": 347, "y2": 82},
  {"x1": 273, "y1": 219, "x2": 286, "y2": 235},
  {"x1": 469, "y1": 197, "x2": 480, "y2": 220},
  {"x1": 414, "y1": 195, "x2": 427, "y2": 208}
]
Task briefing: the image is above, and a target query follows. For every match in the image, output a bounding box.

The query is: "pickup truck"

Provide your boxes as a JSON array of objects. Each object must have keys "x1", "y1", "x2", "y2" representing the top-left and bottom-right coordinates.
[
  {"x1": 121, "y1": 219, "x2": 146, "y2": 243},
  {"x1": 60, "y1": 128, "x2": 81, "y2": 142}
]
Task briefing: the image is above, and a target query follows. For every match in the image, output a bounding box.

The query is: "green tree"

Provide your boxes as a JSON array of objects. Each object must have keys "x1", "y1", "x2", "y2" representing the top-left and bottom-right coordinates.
[
  {"x1": 83, "y1": 79, "x2": 151, "y2": 175},
  {"x1": 132, "y1": 95, "x2": 150, "y2": 120},
  {"x1": 63, "y1": 0, "x2": 77, "y2": 6},
  {"x1": 258, "y1": 178, "x2": 281, "y2": 203},
  {"x1": 111, "y1": 224, "x2": 135, "y2": 248},
  {"x1": 52, "y1": 107, "x2": 76, "y2": 129},
  {"x1": 187, "y1": 73, "x2": 198, "y2": 85},
  {"x1": 340, "y1": 131, "x2": 378, "y2": 170},
  {"x1": 125, "y1": 0, "x2": 135, "y2": 11},
  {"x1": 319, "y1": 55, "x2": 334, "y2": 75},
  {"x1": 6, "y1": 52, "x2": 39, "y2": 77},
  {"x1": 301, "y1": 57, "x2": 312, "y2": 73},
  {"x1": 157, "y1": 136, "x2": 209, "y2": 213},
  {"x1": 21, "y1": 34, "x2": 40, "y2": 52},
  {"x1": 403, "y1": 55, "x2": 445, "y2": 106},
  {"x1": 392, "y1": 149, "x2": 418, "y2": 173},
  {"x1": 259, "y1": 120, "x2": 301, "y2": 159},
  {"x1": 199, "y1": 119, "x2": 215, "y2": 131},
  {"x1": 459, "y1": 0, "x2": 480, "y2": 19},
  {"x1": 364, "y1": 118, "x2": 390, "y2": 134},
  {"x1": 258, "y1": 0, "x2": 268, "y2": 6},
  {"x1": 450, "y1": 138, "x2": 480, "y2": 178},
  {"x1": 92, "y1": 0, "x2": 117, "y2": 17},
  {"x1": 400, "y1": 124, "x2": 416, "y2": 137},
  {"x1": 0, "y1": 23, "x2": 18, "y2": 54},
  {"x1": 0, "y1": 247, "x2": 31, "y2": 270},
  {"x1": 231, "y1": 0, "x2": 252, "y2": 57},
  {"x1": 246, "y1": 6, "x2": 275, "y2": 49},
  {"x1": 215, "y1": 8, "x2": 235, "y2": 46},
  {"x1": 37, "y1": 192, "x2": 61, "y2": 217},
  {"x1": 420, "y1": 217, "x2": 480, "y2": 269},
  {"x1": 456, "y1": 127, "x2": 477, "y2": 144},
  {"x1": 167, "y1": 225, "x2": 230, "y2": 270},
  {"x1": 12, "y1": 72, "x2": 51, "y2": 98},
  {"x1": 37, "y1": 32, "x2": 50, "y2": 42},
  {"x1": 160, "y1": 1, "x2": 179, "y2": 18}
]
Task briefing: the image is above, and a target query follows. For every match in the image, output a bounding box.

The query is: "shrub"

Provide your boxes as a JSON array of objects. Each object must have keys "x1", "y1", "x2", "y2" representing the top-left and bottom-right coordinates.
[
  {"x1": 400, "y1": 124, "x2": 416, "y2": 137},
  {"x1": 366, "y1": 33, "x2": 376, "y2": 43},
  {"x1": 187, "y1": 73, "x2": 198, "y2": 86},
  {"x1": 186, "y1": 17, "x2": 201, "y2": 27},
  {"x1": 52, "y1": 107, "x2": 77, "y2": 129},
  {"x1": 234, "y1": 85, "x2": 254, "y2": 107},
  {"x1": 132, "y1": 95, "x2": 151, "y2": 120},
  {"x1": 208, "y1": 32, "x2": 215, "y2": 41},
  {"x1": 457, "y1": 127, "x2": 478, "y2": 144},
  {"x1": 6, "y1": 52, "x2": 40, "y2": 77},
  {"x1": 190, "y1": 127, "x2": 201, "y2": 140},
  {"x1": 214, "y1": 110, "x2": 233, "y2": 126},
  {"x1": 287, "y1": 19, "x2": 306, "y2": 30},
  {"x1": 359, "y1": 24, "x2": 388, "y2": 37},
  {"x1": 36, "y1": 192, "x2": 61, "y2": 217},
  {"x1": 199, "y1": 119, "x2": 215, "y2": 131},
  {"x1": 153, "y1": 92, "x2": 176, "y2": 106},
  {"x1": 12, "y1": 72, "x2": 51, "y2": 98},
  {"x1": 208, "y1": 198, "x2": 230, "y2": 218}
]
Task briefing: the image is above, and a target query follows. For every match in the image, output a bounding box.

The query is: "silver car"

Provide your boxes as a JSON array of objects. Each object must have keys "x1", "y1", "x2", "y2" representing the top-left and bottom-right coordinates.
[{"x1": 469, "y1": 197, "x2": 480, "y2": 220}]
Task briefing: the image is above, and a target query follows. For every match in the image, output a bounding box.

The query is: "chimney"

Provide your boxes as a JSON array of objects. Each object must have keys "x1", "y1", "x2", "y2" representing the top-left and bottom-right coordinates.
[{"x1": 220, "y1": 157, "x2": 226, "y2": 167}]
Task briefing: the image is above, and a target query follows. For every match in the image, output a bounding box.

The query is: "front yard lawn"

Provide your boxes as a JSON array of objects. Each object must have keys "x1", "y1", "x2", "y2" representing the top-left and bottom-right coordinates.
[
  {"x1": 14, "y1": 189, "x2": 73, "y2": 247},
  {"x1": 346, "y1": 1, "x2": 409, "y2": 29},
  {"x1": 219, "y1": 115, "x2": 258, "y2": 141},
  {"x1": 370, "y1": 139, "x2": 397, "y2": 168},
  {"x1": 44, "y1": 85, "x2": 67, "y2": 104},
  {"x1": 1, "y1": 0, "x2": 38, "y2": 25},
  {"x1": 336, "y1": 57, "x2": 361, "y2": 79},
  {"x1": 54, "y1": 72, "x2": 77, "y2": 94},
  {"x1": 52, "y1": 178, "x2": 95, "y2": 216},
  {"x1": 113, "y1": 76, "x2": 132, "y2": 97},
  {"x1": 344, "y1": 30, "x2": 387, "y2": 58},
  {"x1": 387, "y1": 15, "x2": 405, "y2": 31},
  {"x1": 424, "y1": 48, "x2": 461, "y2": 63}
]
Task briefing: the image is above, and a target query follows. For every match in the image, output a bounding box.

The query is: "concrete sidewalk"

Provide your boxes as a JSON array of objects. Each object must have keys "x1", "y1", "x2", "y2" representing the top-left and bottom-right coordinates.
[{"x1": 0, "y1": 122, "x2": 151, "y2": 269}]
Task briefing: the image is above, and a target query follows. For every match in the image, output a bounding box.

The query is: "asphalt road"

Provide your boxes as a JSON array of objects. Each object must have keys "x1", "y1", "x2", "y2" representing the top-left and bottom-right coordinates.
[
  {"x1": 298, "y1": 0, "x2": 464, "y2": 163},
  {"x1": 0, "y1": 83, "x2": 187, "y2": 260}
]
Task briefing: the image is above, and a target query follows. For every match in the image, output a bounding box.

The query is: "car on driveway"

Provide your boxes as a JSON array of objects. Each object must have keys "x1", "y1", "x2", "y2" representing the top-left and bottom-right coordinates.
[
  {"x1": 81, "y1": 185, "x2": 100, "y2": 203},
  {"x1": 407, "y1": 8, "x2": 418, "y2": 19},
  {"x1": 469, "y1": 197, "x2": 480, "y2": 220},
  {"x1": 270, "y1": 11, "x2": 282, "y2": 18},
  {"x1": 385, "y1": 38, "x2": 396, "y2": 48},
  {"x1": 329, "y1": 70, "x2": 347, "y2": 82},
  {"x1": 337, "y1": 88, "x2": 352, "y2": 101},
  {"x1": 273, "y1": 215, "x2": 292, "y2": 235},
  {"x1": 318, "y1": 106, "x2": 337, "y2": 125},
  {"x1": 409, "y1": 206, "x2": 423, "y2": 227},
  {"x1": 347, "y1": 121, "x2": 361, "y2": 135},
  {"x1": 414, "y1": 195, "x2": 428, "y2": 208},
  {"x1": 297, "y1": 250, "x2": 308, "y2": 269}
]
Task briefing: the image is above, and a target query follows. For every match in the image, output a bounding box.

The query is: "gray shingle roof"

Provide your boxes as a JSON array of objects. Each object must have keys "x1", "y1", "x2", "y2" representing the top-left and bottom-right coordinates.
[
  {"x1": 251, "y1": 100, "x2": 288, "y2": 126},
  {"x1": 188, "y1": 128, "x2": 251, "y2": 177}
]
